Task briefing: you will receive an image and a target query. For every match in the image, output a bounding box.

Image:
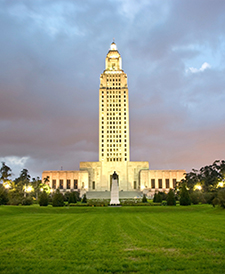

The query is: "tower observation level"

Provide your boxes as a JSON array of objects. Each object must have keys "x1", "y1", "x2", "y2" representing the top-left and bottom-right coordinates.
[{"x1": 99, "y1": 42, "x2": 130, "y2": 163}]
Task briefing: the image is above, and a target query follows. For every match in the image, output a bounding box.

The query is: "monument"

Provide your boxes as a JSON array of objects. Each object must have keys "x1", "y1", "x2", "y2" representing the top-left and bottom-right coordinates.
[
  {"x1": 110, "y1": 171, "x2": 120, "y2": 205},
  {"x1": 42, "y1": 41, "x2": 185, "y2": 198}
]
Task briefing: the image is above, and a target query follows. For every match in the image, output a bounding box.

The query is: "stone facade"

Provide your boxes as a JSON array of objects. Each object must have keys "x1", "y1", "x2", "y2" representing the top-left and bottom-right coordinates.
[{"x1": 42, "y1": 42, "x2": 186, "y2": 196}]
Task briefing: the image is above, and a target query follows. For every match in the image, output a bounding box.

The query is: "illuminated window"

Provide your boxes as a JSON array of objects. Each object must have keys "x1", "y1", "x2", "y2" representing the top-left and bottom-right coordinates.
[
  {"x1": 67, "y1": 180, "x2": 71, "y2": 189},
  {"x1": 151, "y1": 179, "x2": 155, "y2": 189},
  {"x1": 166, "y1": 179, "x2": 170, "y2": 189},
  {"x1": 158, "y1": 179, "x2": 162, "y2": 189},
  {"x1": 52, "y1": 180, "x2": 56, "y2": 189}
]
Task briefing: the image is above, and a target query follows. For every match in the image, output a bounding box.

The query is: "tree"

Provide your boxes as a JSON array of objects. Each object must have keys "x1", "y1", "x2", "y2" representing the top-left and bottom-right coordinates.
[
  {"x1": 0, "y1": 184, "x2": 9, "y2": 205},
  {"x1": 179, "y1": 184, "x2": 191, "y2": 206},
  {"x1": 0, "y1": 162, "x2": 13, "y2": 190},
  {"x1": 43, "y1": 176, "x2": 50, "y2": 184},
  {"x1": 15, "y1": 169, "x2": 31, "y2": 184},
  {"x1": 68, "y1": 191, "x2": 77, "y2": 204},
  {"x1": 14, "y1": 169, "x2": 31, "y2": 196},
  {"x1": 153, "y1": 192, "x2": 162, "y2": 203},
  {"x1": 217, "y1": 189, "x2": 225, "y2": 208},
  {"x1": 52, "y1": 189, "x2": 64, "y2": 207},
  {"x1": 142, "y1": 194, "x2": 147, "y2": 203},
  {"x1": 31, "y1": 177, "x2": 42, "y2": 199},
  {"x1": 39, "y1": 191, "x2": 49, "y2": 206},
  {"x1": 180, "y1": 160, "x2": 225, "y2": 193},
  {"x1": 82, "y1": 194, "x2": 87, "y2": 203},
  {"x1": 190, "y1": 190, "x2": 201, "y2": 204},
  {"x1": 0, "y1": 162, "x2": 12, "y2": 182},
  {"x1": 166, "y1": 189, "x2": 176, "y2": 206}
]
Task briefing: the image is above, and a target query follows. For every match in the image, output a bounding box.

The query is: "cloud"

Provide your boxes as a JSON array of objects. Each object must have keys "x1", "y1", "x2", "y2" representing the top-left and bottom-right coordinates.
[
  {"x1": 188, "y1": 62, "x2": 211, "y2": 73},
  {"x1": 0, "y1": 0, "x2": 225, "y2": 179}
]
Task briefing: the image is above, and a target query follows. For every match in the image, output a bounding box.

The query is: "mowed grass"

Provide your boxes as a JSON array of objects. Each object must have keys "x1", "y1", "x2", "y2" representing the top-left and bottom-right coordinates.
[{"x1": 0, "y1": 205, "x2": 224, "y2": 274}]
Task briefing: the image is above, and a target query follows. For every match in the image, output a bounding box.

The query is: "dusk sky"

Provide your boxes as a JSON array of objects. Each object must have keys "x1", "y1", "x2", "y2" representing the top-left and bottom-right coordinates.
[{"x1": 0, "y1": 0, "x2": 225, "y2": 179}]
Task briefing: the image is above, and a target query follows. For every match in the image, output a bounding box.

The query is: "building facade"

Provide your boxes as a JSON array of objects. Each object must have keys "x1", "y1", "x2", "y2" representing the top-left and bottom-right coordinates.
[{"x1": 42, "y1": 42, "x2": 185, "y2": 197}]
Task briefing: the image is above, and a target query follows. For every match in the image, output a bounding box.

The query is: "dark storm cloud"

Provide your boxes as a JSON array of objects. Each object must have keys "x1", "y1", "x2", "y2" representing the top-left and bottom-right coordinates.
[{"x1": 0, "y1": 0, "x2": 224, "y2": 178}]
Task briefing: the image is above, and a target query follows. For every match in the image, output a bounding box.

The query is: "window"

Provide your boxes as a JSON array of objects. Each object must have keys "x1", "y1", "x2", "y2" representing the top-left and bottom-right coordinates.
[
  {"x1": 74, "y1": 179, "x2": 78, "y2": 189},
  {"x1": 158, "y1": 179, "x2": 162, "y2": 189},
  {"x1": 92, "y1": 181, "x2": 95, "y2": 190},
  {"x1": 151, "y1": 179, "x2": 155, "y2": 189},
  {"x1": 134, "y1": 181, "x2": 137, "y2": 189},
  {"x1": 67, "y1": 180, "x2": 71, "y2": 189},
  {"x1": 52, "y1": 180, "x2": 56, "y2": 189},
  {"x1": 166, "y1": 179, "x2": 170, "y2": 189},
  {"x1": 59, "y1": 179, "x2": 63, "y2": 189},
  {"x1": 173, "y1": 179, "x2": 177, "y2": 188}
]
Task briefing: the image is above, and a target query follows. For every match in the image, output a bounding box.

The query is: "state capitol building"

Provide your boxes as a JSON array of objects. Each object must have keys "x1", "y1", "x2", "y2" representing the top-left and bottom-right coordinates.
[{"x1": 42, "y1": 42, "x2": 185, "y2": 198}]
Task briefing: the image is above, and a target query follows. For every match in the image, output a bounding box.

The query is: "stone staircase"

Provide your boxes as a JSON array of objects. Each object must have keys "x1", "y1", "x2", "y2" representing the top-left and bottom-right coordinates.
[{"x1": 86, "y1": 191, "x2": 142, "y2": 199}]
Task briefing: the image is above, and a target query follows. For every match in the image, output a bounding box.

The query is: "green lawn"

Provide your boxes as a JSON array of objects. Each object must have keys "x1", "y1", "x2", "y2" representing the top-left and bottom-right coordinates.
[{"x1": 0, "y1": 205, "x2": 224, "y2": 274}]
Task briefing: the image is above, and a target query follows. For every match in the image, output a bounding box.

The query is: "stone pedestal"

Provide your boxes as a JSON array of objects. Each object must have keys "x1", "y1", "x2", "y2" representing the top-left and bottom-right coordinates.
[{"x1": 110, "y1": 172, "x2": 120, "y2": 205}]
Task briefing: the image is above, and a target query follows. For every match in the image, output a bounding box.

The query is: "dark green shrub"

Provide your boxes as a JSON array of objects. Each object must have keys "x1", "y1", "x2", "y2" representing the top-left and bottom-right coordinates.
[
  {"x1": 68, "y1": 191, "x2": 77, "y2": 204},
  {"x1": 159, "y1": 191, "x2": 167, "y2": 201},
  {"x1": 217, "y1": 189, "x2": 225, "y2": 208},
  {"x1": 82, "y1": 194, "x2": 87, "y2": 203},
  {"x1": 180, "y1": 184, "x2": 191, "y2": 206},
  {"x1": 202, "y1": 192, "x2": 216, "y2": 204},
  {"x1": 8, "y1": 192, "x2": 22, "y2": 205},
  {"x1": 0, "y1": 185, "x2": 9, "y2": 205},
  {"x1": 52, "y1": 189, "x2": 64, "y2": 207},
  {"x1": 21, "y1": 197, "x2": 33, "y2": 205},
  {"x1": 63, "y1": 192, "x2": 70, "y2": 201},
  {"x1": 153, "y1": 192, "x2": 162, "y2": 203},
  {"x1": 166, "y1": 189, "x2": 176, "y2": 206},
  {"x1": 39, "y1": 191, "x2": 49, "y2": 206},
  {"x1": 142, "y1": 194, "x2": 147, "y2": 203},
  {"x1": 190, "y1": 190, "x2": 201, "y2": 204}
]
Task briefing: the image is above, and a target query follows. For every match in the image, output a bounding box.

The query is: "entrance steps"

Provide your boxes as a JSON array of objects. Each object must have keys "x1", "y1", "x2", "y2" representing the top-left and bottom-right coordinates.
[{"x1": 86, "y1": 191, "x2": 142, "y2": 199}]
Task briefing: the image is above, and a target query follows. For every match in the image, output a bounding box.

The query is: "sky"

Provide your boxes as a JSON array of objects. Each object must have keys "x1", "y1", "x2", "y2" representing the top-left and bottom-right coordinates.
[{"x1": 0, "y1": 0, "x2": 225, "y2": 179}]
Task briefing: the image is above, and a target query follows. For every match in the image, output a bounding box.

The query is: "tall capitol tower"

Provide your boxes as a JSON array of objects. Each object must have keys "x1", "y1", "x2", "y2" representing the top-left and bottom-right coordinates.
[
  {"x1": 42, "y1": 41, "x2": 185, "y2": 197},
  {"x1": 99, "y1": 41, "x2": 130, "y2": 163}
]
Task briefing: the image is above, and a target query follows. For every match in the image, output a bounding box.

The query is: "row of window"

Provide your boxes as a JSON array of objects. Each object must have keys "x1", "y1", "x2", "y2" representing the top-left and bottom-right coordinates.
[
  {"x1": 106, "y1": 148, "x2": 127, "y2": 152},
  {"x1": 107, "y1": 83, "x2": 121, "y2": 86},
  {"x1": 101, "y1": 139, "x2": 127, "y2": 143},
  {"x1": 106, "y1": 78, "x2": 121, "y2": 82},
  {"x1": 133, "y1": 179, "x2": 177, "y2": 189},
  {"x1": 107, "y1": 158, "x2": 126, "y2": 162},
  {"x1": 104, "y1": 125, "x2": 125, "y2": 129},
  {"x1": 102, "y1": 109, "x2": 127, "y2": 114},
  {"x1": 52, "y1": 179, "x2": 79, "y2": 190},
  {"x1": 102, "y1": 103, "x2": 127, "y2": 107},
  {"x1": 102, "y1": 90, "x2": 127, "y2": 94}
]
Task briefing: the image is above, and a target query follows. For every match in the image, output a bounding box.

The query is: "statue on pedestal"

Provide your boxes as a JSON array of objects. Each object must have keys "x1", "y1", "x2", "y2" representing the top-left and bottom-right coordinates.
[{"x1": 110, "y1": 171, "x2": 120, "y2": 205}]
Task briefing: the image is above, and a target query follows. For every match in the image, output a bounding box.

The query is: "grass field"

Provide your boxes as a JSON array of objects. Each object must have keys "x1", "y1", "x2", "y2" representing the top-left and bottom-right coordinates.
[{"x1": 0, "y1": 205, "x2": 224, "y2": 274}]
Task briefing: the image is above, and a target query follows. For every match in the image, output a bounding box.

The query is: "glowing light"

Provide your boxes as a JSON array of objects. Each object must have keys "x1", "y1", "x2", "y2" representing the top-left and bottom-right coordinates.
[
  {"x1": 217, "y1": 182, "x2": 224, "y2": 188},
  {"x1": 141, "y1": 185, "x2": 145, "y2": 190},
  {"x1": 40, "y1": 188, "x2": 43, "y2": 191},
  {"x1": 4, "y1": 183, "x2": 10, "y2": 189},
  {"x1": 196, "y1": 185, "x2": 202, "y2": 190},
  {"x1": 110, "y1": 42, "x2": 117, "y2": 51},
  {"x1": 25, "y1": 186, "x2": 33, "y2": 193}
]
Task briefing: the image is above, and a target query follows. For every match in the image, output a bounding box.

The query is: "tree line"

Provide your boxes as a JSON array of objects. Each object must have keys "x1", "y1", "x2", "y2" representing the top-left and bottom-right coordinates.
[
  {"x1": 177, "y1": 160, "x2": 225, "y2": 207},
  {"x1": 0, "y1": 162, "x2": 84, "y2": 206}
]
